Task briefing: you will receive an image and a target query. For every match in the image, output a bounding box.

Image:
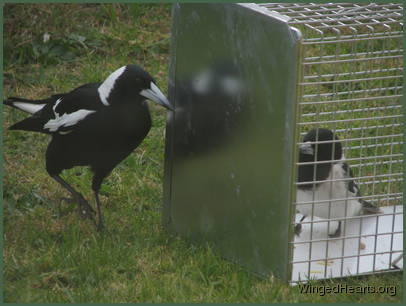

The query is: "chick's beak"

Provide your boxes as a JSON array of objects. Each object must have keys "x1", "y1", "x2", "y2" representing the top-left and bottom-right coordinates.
[{"x1": 140, "y1": 82, "x2": 174, "y2": 111}]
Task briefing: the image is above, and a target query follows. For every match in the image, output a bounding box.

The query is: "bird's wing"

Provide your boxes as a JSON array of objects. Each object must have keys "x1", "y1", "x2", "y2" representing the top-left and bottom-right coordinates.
[
  {"x1": 341, "y1": 162, "x2": 382, "y2": 214},
  {"x1": 7, "y1": 82, "x2": 104, "y2": 135}
]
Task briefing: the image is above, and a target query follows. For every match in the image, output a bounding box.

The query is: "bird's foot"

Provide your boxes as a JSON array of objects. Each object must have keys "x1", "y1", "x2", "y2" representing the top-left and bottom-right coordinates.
[
  {"x1": 59, "y1": 196, "x2": 96, "y2": 221},
  {"x1": 60, "y1": 196, "x2": 76, "y2": 204},
  {"x1": 328, "y1": 221, "x2": 342, "y2": 238},
  {"x1": 328, "y1": 230, "x2": 341, "y2": 238},
  {"x1": 56, "y1": 197, "x2": 77, "y2": 217},
  {"x1": 95, "y1": 210, "x2": 105, "y2": 232},
  {"x1": 96, "y1": 221, "x2": 105, "y2": 232},
  {"x1": 77, "y1": 197, "x2": 96, "y2": 220},
  {"x1": 294, "y1": 223, "x2": 302, "y2": 236},
  {"x1": 294, "y1": 215, "x2": 307, "y2": 237}
]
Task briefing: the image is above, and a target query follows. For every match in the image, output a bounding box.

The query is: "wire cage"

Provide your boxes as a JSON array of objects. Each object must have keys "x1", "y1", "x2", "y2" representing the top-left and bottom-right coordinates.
[
  {"x1": 259, "y1": 3, "x2": 403, "y2": 283},
  {"x1": 164, "y1": 3, "x2": 403, "y2": 284}
]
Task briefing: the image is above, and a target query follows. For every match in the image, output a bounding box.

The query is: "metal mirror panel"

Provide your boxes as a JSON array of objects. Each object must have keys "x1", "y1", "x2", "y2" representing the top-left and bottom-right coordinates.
[{"x1": 163, "y1": 3, "x2": 301, "y2": 279}]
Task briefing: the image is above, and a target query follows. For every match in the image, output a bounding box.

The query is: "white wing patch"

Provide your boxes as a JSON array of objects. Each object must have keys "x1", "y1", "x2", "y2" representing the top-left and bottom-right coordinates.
[
  {"x1": 98, "y1": 66, "x2": 126, "y2": 106},
  {"x1": 44, "y1": 109, "x2": 96, "y2": 132},
  {"x1": 12, "y1": 102, "x2": 46, "y2": 114},
  {"x1": 53, "y1": 97, "x2": 63, "y2": 111},
  {"x1": 44, "y1": 98, "x2": 96, "y2": 133},
  {"x1": 296, "y1": 163, "x2": 362, "y2": 220}
]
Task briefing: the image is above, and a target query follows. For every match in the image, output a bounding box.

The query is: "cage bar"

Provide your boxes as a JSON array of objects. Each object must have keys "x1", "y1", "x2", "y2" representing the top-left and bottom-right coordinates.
[{"x1": 259, "y1": 2, "x2": 403, "y2": 284}]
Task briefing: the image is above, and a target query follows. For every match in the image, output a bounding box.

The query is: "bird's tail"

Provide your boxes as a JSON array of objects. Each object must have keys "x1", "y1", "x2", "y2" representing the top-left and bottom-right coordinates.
[
  {"x1": 8, "y1": 117, "x2": 50, "y2": 133},
  {"x1": 4, "y1": 97, "x2": 47, "y2": 114},
  {"x1": 4, "y1": 97, "x2": 52, "y2": 133},
  {"x1": 361, "y1": 199, "x2": 383, "y2": 215}
]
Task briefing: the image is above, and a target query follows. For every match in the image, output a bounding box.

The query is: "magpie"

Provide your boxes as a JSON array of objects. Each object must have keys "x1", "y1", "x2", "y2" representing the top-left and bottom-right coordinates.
[
  {"x1": 173, "y1": 60, "x2": 247, "y2": 160},
  {"x1": 295, "y1": 128, "x2": 382, "y2": 237},
  {"x1": 4, "y1": 64, "x2": 173, "y2": 230}
]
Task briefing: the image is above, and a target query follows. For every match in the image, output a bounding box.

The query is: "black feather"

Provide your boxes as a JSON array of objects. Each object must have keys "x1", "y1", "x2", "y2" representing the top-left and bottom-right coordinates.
[
  {"x1": 4, "y1": 65, "x2": 172, "y2": 230},
  {"x1": 9, "y1": 117, "x2": 51, "y2": 133}
]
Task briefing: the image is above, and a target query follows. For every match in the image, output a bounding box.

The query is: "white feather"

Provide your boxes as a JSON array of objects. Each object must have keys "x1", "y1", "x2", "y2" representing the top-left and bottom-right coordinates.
[
  {"x1": 12, "y1": 102, "x2": 46, "y2": 114},
  {"x1": 53, "y1": 98, "x2": 63, "y2": 112},
  {"x1": 296, "y1": 162, "x2": 363, "y2": 236},
  {"x1": 44, "y1": 109, "x2": 96, "y2": 132},
  {"x1": 296, "y1": 163, "x2": 362, "y2": 220},
  {"x1": 98, "y1": 66, "x2": 126, "y2": 106}
]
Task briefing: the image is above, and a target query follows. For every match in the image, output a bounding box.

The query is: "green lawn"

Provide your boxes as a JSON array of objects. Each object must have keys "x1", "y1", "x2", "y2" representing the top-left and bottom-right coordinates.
[{"x1": 2, "y1": 3, "x2": 403, "y2": 303}]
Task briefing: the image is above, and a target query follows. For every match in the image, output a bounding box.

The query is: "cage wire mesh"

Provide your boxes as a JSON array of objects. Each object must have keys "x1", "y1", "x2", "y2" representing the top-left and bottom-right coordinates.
[{"x1": 259, "y1": 3, "x2": 403, "y2": 283}]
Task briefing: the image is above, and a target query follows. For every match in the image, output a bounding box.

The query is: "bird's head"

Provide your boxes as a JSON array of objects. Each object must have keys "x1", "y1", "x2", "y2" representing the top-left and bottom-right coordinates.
[
  {"x1": 299, "y1": 128, "x2": 342, "y2": 162},
  {"x1": 98, "y1": 65, "x2": 173, "y2": 111}
]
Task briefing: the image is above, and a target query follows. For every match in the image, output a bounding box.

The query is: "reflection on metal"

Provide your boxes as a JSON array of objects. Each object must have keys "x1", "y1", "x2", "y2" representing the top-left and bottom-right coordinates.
[
  {"x1": 163, "y1": 3, "x2": 301, "y2": 280},
  {"x1": 163, "y1": 3, "x2": 403, "y2": 284}
]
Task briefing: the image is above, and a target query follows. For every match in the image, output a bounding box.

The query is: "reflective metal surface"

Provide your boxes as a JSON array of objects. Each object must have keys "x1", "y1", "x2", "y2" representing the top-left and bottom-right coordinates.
[{"x1": 163, "y1": 3, "x2": 301, "y2": 279}]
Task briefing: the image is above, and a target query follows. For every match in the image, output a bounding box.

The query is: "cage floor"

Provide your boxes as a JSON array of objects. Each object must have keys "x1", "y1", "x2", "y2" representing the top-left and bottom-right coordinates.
[{"x1": 291, "y1": 205, "x2": 403, "y2": 284}]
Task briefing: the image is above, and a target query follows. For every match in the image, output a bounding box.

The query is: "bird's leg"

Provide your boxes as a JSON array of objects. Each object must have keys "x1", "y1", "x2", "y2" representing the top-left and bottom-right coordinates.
[
  {"x1": 94, "y1": 191, "x2": 104, "y2": 232},
  {"x1": 59, "y1": 196, "x2": 84, "y2": 217},
  {"x1": 328, "y1": 221, "x2": 342, "y2": 238},
  {"x1": 51, "y1": 175, "x2": 96, "y2": 221},
  {"x1": 92, "y1": 171, "x2": 110, "y2": 231},
  {"x1": 294, "y1": 215, "x2": 307, "y2": 236}
]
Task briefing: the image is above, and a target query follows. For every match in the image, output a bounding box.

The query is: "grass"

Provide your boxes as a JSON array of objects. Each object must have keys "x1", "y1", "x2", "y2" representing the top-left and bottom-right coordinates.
[{"x1": 2, "y1": 3, "x2": 403, "y2": 303}]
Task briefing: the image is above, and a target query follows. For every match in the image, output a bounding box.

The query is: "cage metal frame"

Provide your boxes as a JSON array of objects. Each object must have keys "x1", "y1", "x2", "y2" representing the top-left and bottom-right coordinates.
[{"x1": 259, "y1": 2, "x2": 403, "y2": 283}]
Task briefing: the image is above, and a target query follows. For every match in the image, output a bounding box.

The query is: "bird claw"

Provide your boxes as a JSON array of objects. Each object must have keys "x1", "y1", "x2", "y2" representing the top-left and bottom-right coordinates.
[
  {"x1": 60, "y1": 197, "x2": 76, "y2": 204},
  {"x1": 61, "y1": 196, "x2": 96, "y2": 219},
  {"x1": 328, "y1": 230, "x2": 341, "y2": 238},
  {"x1": 328, "y1": 222, "x2": 342, "y2": 238},
  {"x1": 294, "y1": 223, "x2": 302, "y2": 236},
  {"x1": 96, "y1": 221, "x2": 105, "y2": 232},
  {"x1": 77, "y1": 199, "x2": 96, "y2": 219}
]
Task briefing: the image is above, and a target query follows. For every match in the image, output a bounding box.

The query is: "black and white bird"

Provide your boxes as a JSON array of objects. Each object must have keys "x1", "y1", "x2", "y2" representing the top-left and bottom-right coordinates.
[
  {"x1": 296, "y1": 128, "x2": 381, "y2": 237},
  {"x1": 4, "y1": 64, "x2": 173, "y2": 230}
]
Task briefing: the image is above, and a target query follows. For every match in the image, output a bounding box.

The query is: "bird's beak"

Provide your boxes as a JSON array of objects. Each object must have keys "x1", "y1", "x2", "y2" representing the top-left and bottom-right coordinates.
[
  {"x1": 299, "y1": 142, "x2": 314, "y2": 155},
  {"x1": 140, "y1": 82, "x2": 174, "y2": 111}
]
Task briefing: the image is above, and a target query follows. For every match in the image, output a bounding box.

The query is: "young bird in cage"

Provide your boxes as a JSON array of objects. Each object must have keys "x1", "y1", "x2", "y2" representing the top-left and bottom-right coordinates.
[
  {"x1": 295, "y1": 128, "x2": 382, "y2": 237},
  {"x1": 4, "y1": 65, "x2": 173, "y2": 231}
]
